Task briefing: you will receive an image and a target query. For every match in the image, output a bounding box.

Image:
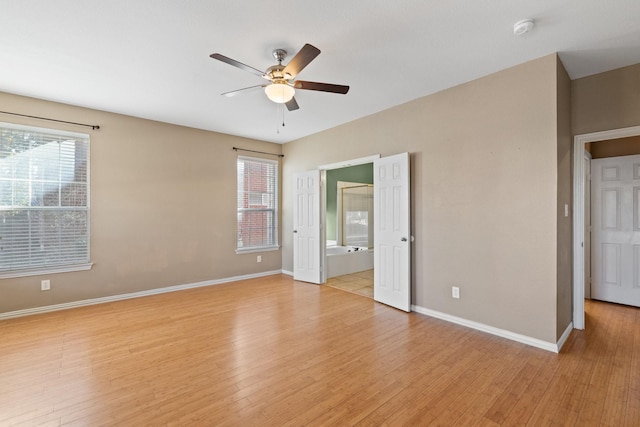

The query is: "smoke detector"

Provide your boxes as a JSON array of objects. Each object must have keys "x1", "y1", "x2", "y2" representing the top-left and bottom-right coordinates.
[{"x1": 513, "y1": 19, "x2": 535, "y2": 36}]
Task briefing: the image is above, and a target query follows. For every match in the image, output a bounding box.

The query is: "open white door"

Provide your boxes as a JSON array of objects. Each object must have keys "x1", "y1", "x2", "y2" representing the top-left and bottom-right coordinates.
[
  {"x1": 293, "y1": 170, "x2": 323, "y2": 284},
  {"x1": 374, "y1": 152, "x2": 411, "y2": 311}
]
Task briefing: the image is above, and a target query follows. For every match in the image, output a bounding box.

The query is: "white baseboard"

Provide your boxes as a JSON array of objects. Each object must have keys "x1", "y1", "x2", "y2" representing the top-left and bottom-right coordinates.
[
  {"x1": 411, "y1": 304, "x2": 565, "y2": 353},
  {"x1": 556, "y1": 321, "x2": 574, "y2": 352},
  {"x1": 281, "y1": 269, "x2": 293, "y2": 276},
  {"x1": 0, "y1": 270, "x2": 283, "y2": 321}
]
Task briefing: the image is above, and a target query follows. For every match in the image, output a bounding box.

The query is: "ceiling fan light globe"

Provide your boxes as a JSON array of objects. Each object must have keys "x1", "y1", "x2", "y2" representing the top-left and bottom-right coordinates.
[{"x1": 265, "y1": 83, "x2": 295, "y2": 103}]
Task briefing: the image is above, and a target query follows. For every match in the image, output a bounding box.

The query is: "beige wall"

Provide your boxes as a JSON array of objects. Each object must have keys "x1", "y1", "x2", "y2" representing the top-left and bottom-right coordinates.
[
  {"x1": 556, "y1": 59, "x2": 573, "y2": 339},
  {"x1": 573, "y1": 63, "x2": 640, "y2": 136},
  {"x1": 0, "y1": 92, "x2": 282, "y2": 314},
  {"x1": 283, "y1": 54, "x2": 563, "y2": 343}
]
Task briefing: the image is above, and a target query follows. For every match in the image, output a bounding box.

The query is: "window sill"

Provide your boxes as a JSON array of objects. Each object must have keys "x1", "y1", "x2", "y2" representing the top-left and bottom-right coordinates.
[
  {"x1": 0, "y1": 263, "x2": 94, "y2": 280},
  {"x1": 236, "y1": 246, "x2": 280, "y2": 255}
]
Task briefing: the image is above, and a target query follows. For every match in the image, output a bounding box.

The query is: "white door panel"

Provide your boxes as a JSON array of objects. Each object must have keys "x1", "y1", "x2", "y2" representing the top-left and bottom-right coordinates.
[
  {"x1": 592, "y1": 155, "x2": 640, "y2": 307},
  {"x1": 293, "y1": 170, "x2": 323, "y2": 284},
  {"x1": 374, "y1": 152, "x2": 411, "y2": 311}
]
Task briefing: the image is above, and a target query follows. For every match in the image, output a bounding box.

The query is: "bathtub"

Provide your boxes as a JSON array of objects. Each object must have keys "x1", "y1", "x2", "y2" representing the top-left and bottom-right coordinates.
[{"x1": 326, "y1": 246, "x2": 374, "y2": 278}]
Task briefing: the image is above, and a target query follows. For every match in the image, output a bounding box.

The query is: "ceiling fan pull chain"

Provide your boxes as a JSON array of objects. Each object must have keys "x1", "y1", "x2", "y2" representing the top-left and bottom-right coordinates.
[{"x1": 282, "y1": 103, "x2": 286, "y2": 128}]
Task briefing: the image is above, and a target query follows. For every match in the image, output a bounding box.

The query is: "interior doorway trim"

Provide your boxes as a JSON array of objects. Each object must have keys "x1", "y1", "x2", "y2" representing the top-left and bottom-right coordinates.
[
  {"x1": 573, "y1": 125, "x2": 640, "y2": 330},
  {"x1": 318, "y1": 155, "x2": 380, "y2": 171}
]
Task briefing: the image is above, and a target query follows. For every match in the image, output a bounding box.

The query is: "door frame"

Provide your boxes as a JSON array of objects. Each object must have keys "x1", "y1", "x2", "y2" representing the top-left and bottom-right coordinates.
[
  {"x1": 573, "y1": 125, "x2": 640, "y2": 329},
  {"x1": 584, "y1": 150, "x2": 592, "y2": 300}
]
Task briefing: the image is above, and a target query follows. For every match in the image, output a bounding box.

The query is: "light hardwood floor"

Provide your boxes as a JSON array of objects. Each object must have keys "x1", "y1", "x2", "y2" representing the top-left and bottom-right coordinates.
[
  {"x1": 325, "y1": 270, "x2": 373, "y2": 298},
  {"x1": 1, "y1": 274, "x2": 639, "y2": 426}
]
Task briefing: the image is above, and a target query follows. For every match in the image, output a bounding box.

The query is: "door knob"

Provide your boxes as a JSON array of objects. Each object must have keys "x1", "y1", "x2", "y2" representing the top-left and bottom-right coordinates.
[
  {"x1": 401, "y1": 237, "x2": 407, "y2": 242},
  {"x1": 293, "y1": 230, "x2": 298, "y2": 233}
]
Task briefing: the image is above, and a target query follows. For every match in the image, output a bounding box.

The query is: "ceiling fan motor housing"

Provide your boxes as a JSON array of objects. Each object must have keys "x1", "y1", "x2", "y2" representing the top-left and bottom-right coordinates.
[{"x1": 266, "y1": 64, "x2": 288, "y2": 81}]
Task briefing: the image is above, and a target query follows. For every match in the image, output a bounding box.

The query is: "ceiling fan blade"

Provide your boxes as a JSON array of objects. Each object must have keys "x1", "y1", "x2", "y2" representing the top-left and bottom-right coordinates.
[
  {"x1": 293, "y1": 80, "x2": 350, "y2": 94},
  {"x1": 285, "y1": 97, "x2": 299, "y2": 111},
  {"x1": 210, "y1": 53, "x2": 268, "y2": 79},
  {"x1": 283, "y1": 44, "x2": 321, "y2": 78},
  {"x1": 222, "y1": 84, "x2": 267, "y2": 97}
]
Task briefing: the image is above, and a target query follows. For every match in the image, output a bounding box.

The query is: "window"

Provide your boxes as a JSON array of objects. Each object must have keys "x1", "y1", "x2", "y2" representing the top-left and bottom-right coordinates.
[
  {"x1": 236, "y1": 156, "x2": 278, "y2": 252},
  {"x1": 0, "y1": 122, "x2": 91, "y2": 278}
]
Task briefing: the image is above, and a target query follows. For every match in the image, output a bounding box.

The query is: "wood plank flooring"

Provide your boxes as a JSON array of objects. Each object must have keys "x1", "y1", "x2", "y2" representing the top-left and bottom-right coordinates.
[{"x1": 1, "y1": 274, "x2": 639, "y2": 426}]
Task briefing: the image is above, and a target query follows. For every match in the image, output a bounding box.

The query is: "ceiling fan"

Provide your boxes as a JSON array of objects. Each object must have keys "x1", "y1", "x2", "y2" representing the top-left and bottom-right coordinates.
[{"x1": 210, "y1": 44, "x2": 349, "y2": 111}]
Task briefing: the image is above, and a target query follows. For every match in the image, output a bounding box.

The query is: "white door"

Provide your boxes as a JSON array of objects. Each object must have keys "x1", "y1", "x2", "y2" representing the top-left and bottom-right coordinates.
[
  {"x1": 591, "y1": 155, "x2": 640, "y2": 307},
  {"x1": 373, "y1": 152, "x2": 411, "y2": 311},
  {"x1": 293, "y1": 170, "x2": 323, "y2": 284}
]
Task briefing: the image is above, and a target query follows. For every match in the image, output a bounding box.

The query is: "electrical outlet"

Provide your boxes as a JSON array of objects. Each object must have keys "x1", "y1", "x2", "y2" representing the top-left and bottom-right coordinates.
[
  {"x1": 452, "y1": 286, "x2": 460, "y2": 299},
  {"x1": 257, "y1": 255, "x2": 262, "y2": 263},
  {"x1": 41, "y1": 279, "x2": 51, "y2": 291}
]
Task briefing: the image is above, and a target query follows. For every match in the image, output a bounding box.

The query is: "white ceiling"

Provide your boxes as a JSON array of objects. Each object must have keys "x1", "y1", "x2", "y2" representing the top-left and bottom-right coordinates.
[{"x1": 1, "y1": 1, "x2": 639, "y2": 144}]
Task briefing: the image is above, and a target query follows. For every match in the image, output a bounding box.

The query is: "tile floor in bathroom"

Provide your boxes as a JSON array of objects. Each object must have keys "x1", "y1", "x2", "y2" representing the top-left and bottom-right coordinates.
[{"x1": 325, "y1": 269, "x2": 373, "y2": 298}]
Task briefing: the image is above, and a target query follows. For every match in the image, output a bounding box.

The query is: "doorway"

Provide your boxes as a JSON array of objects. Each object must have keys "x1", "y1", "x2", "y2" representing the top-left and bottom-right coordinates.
[
  {"x1": 293, "y1": 153, "x2": 411, "y2": 311},
  {"x1": 323, "y1": 160, "x2": 375, "y2": 298},
  {"x1": 573, "y1": 125, "x2": 640, "y2": 329}
]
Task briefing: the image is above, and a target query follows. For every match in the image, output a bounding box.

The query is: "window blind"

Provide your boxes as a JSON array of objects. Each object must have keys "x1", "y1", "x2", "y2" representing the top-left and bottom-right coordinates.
[
  {"x1": 0, "y1": 122, "x2": 90, "y2": 273},
  {"x1": 237, "y1": 156, "x2": 278, "y2": 251}
]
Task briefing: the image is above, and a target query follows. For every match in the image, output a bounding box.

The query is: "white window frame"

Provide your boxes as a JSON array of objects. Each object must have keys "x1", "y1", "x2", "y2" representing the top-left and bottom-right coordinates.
[
  {"x1": 0, "y1": 122, "x2": 93, "y2": 279},
  {"x1": 236, "y1": 155, "x2": 279, "y2": 254}
]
